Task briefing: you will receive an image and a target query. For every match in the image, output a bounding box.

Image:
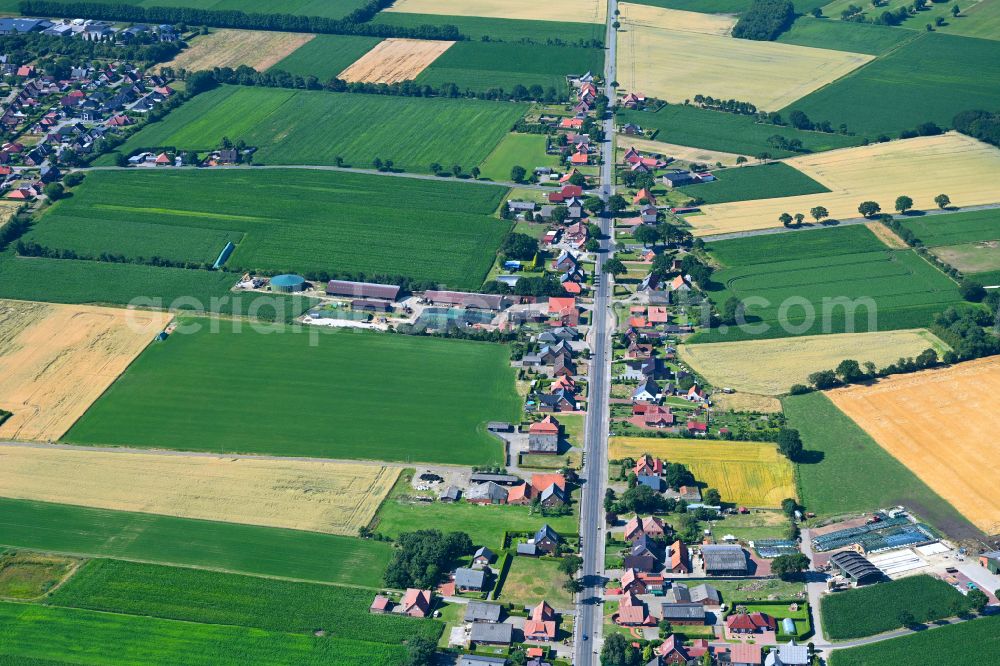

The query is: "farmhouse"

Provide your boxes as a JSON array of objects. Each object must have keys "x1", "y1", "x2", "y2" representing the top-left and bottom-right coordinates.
[
  {"x1": 669, "y1": 541, "x2": 691, "y2": 574},
  {"x1": 424, "y1": 290, "x2": 508, "y2": 310},
  {"x1": 523, "y1": 600, "x2": 558, "y2": 641},
  {"x1": 702, "y1": 545, "x2": 749, "y2": 576},
  {"x1": 454, "y1": 567, "x2": 488, "y2": 592},
  {"x1": 634, "y1": 454, "x2": 663, "y2": 477},
  {"x1": 632, "y1": 377, "x2": 661, "y2": 403},
  {"x1": 624, "y1": 515, "x2": 667, "y2": 542},
  {"x1": 473, "y1": 546, "x2": 495, "y2": 567},
  {"x1": 532, "y1": 524, "x2": 561, "y2": 554},
  {"x1": 470, "y1": 621, "x2": 512, "y2": 646},
  {"x1": 624, "y1": 536, "x2": 665, "y2": 572},
  {"x1": 621, "y1": 568, "x2": 665, "y2": 595},
  {"x1": 730, "y1": 644, "x2": 764, "y2": 666},
  {"x1": 615, "y1": 591, "x2": 654, "y2": 626},
  {"x1": 466, "y1": 482, "x2": 508, "y2": 505},
  {"x1": 662, "y1": 171, "x2": 698, "y2": 188},
  {"x1": 401, "y1": 588, "x2": 433, "y2": 617},
  {"x1": 661, "y1": 602, "x2": 706, "y2": 626},
  {"x1": 529, "y1": 416, "x2": 560, "y2": 453},
  {"x1": 540, "y1": 483, "x2": 567, "y2": 507},
  {"x1": 656, "y1": 635, "x2": 705, "y2": 665},
  {"x1": 326, "y1": 280, "x2": 400, "y2": 301},
  {"x1": 726, "y1": 611, "x2": 776, "y2": 635},
  {"x1": 465, "y1": 601, "x2": 503, "y2": 623}
]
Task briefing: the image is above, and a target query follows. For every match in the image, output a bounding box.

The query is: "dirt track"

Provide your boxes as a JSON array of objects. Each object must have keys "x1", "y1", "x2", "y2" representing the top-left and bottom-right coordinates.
[{"x1": 339, "y1": 38, "x2": 453, "y2": 84}]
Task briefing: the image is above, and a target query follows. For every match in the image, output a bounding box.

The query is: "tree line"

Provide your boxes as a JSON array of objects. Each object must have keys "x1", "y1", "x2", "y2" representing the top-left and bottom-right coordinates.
[
  {"x1": 0, "y1": 31, "x2": 181, "y2": 68},
  {"x1": 731, "y1": 0, "x2": 795, "y2": 41},
  {"x1": 953, "y1": 109, "x2": 1000, "y2": 148}
]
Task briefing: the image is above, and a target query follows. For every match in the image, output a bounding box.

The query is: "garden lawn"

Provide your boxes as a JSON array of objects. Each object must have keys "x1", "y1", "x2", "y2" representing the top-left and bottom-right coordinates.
[
  {"x1": 821, "y1": 574, "x2": 972, "y2": 639},
  {"x1": 783, "y1": 393, "x2": 981, "y2": 540},
  {"x1": 47, "y1": 559, "x2": 442, "y2": 644},
  {"x1": 40, "y1": 0, "x2": 369, "y2": 19},
  {"x1": 414, "y1": 42, "x2": 604, "y2": 97},
  {"x1": 695, "y1": 225, "x2": 964, "y2": 341},
  {"x1": 66, "y1": 323, "x2": 521, "y2": 466},
  {"x1": 268, "y1": 35, "x2": 381, "y2": 80},
  {"x1": 478, "y1": 133, "x2": 562, "y2": 182},
  {"x1": 114, "y1": 85, "x2": 527, "y2": 172},
  {"x1": 0, "y1": 498, "x2": 391, "y2": 586},
  {"x1": 785, "y1": 33, "x2": 1000, "y2": 136},
  {"x1": 27, "y1": 169, "x2": 511, "y2": 290},
  {"x1": 370, "y1": 12, "x2": 606, "y2": 43},
  {"x1": 777, "y1": 16, "x2": 917, "y2": 54},
  {"x1": 0, "y1": 251, "x2": 315, "y2": 322},
  {"x1": 677, "y1": 162, "x2": 829, "y2": 205},
  {"x1": 0, "y1": 602, "x2": 404, "y2": 666},
  {"x1": 830, "y1": 615, "x2": 1000, "y2": 666},
  {"x1": 616, "y1": 106, "x2": 862, "y2": 158},
  {"x1": 498, "y1": 556, "x2": 574, "y2": 609}
]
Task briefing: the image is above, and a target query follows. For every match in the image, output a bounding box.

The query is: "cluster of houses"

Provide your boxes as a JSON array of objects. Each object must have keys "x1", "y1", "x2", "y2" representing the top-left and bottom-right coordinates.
[
  {"x1": 0, "y1": 17, "x2": 178, "y2": 42},
  {"x1": 626, "y1": 455, "x2": 704, "y2": 502},
  {"x1": 463, "y1": 472, "x2": 570, "y2": 510},
  {"x1": 646, "y1": 637, "x2": 810, "y2": 666}
]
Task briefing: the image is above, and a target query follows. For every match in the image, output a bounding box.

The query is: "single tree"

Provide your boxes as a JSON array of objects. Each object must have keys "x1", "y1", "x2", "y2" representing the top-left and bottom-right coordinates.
[
  {"x1": 372, "y1": 157, "x2": 383, "y2": 171},
  {"x1": 603, "y1": 258, "x2": 627, "y2": 277},
  {"x1": 558, "y1": 555, "x2": 583, "y2": 576},
  {"x1": 601, "y1": 633, "x2": 637, "y2": 666},
  {"x1": 895, "y1": 195, "x2": 914, "y2": 213},
  {"x1": 898, "y1": 610, "x2": 918, "y2": 629},
  {"x1": 771, "y1": 553, "x2": 810, "y2": 580},
  {"x1": 608, "y1": 193, "x2": 628, "y2": 212},
  {"x1": 44, "y1": 182, "x2": 65, "y2": 201},
  {"x1": 658, "y1": 618, "x2": 673, "y2": 638},
  {"x1": 836, "y1": 359, "x2": 866, "y2": 383},
  {"x1": 452, "y1": 164, "x2": 462, "y2": 177},
  {"x1": 951, "y1": 3, "x2": 960, "y2": 15},
  {"x1": 429, "y1": 162, "x2": 441, "y2": 174},
  {"x1": 934, "y1": 193, "x2": 950, "y2": 209},
  {"x1": 563, "y1": 577, "x2": 585, "y2": 593},
  {"x1": 779, "y1": 212, "x2": 793, "y2": 227},
  {"x1": 334, "y1": 155, "x2": 344, "y2": 167},
  {"x1": 810, "y1": 205, "x2": 829, "y2": 222},
  {"x1": 704, "y1": 488, "x2": 722, "y2": 505},
  {"x1": 960, "y1": 280, "x2": 986, "y2": 302},
  {"x1": 736, "y1": 155, "x2": 748, "y2": 166},
  {"x1": 510, "y1": 165, "x2": 527, "y2": 183},
  {"x1": 858, "y1": 201, "x2": 881, "y2": 218},
  {"x1": 634, "y1": 225, "x2": 659, "y2": 246},
  {"x1": 794, "y1": 213, "x2": 805, "y2": 226},
  {"x1": 781, "y1": 498, "x2": 798, "y2": 517},
  {"x1": 720, "y1": 296, "x2": 745, "y2": 326},
  {"x1": 776, "y1": 428, "x2": 803, "y2": 461},
  {"x1": 470, "y1": 166, "x2": 481, "y2": 179},
  {"x1": 967, "y1": 588, "x2": 989, "y2": 613},
  {"x1": 808, "y1": 369, "x2": 839, "y2": 389}
]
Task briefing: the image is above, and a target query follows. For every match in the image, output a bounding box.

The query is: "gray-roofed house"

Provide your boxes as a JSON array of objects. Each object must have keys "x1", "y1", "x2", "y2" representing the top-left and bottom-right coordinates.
[
  {"x1": 662, "y1": 171, "x2": 697, "y2": 188},
  {"x1": 623, "y1": 536, "x2": 664, "y2": 573},
  {"x1": 466, "y1": 482, "x2": 509, "y2": 505},
  {"x1": 440, "y1": 485, "x2": 461, "y2": 502},
  {"x1": 517, "y1": 542, "x2": 539, "y2": 556},
  {"x1": 473, "y1": 546, "x2": 496, "y2": 567},
  {"x1": 701, "y1": 545, "x2": 749, "y2": 576},
  {"x1": 533, "y1": 524, "x2": 561, "y2": 554},
  {"x1": 540, "y1": 483, "x2": 567, "y2": 507},
  {"x1": 632, "y1": 377, "x2": 661, "y2": 403},
  {"x1": 659, "y1": 602, "x2": 706, "y2": 625},
  {"x1": 464, "y1": 601, "x2": 503, "y2": 623},
  {"x1": 663, "y1": 583, "x2": 691, "y2": 604},
  {"x1": 689, "y1": 583, "x2": 721, "y2": 606},
  {"x1": 470, "y1": 473, "x2": 522, "y2": 486},
  {"x1": 764, "y1": 641, "x2": 810, "y2": 666},
  {"x1": 460, "y1": 656, "x2": 507, "y2": 666},
  {"x1": 454, "y1": 567, "x2": 488, "y2": 592},
  {"x1": 470, "y1": 621, "x2": 513, "y2": 646}
]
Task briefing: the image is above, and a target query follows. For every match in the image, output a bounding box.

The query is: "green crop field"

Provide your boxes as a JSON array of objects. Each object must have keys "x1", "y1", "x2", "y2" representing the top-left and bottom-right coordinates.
[
  {"x1": 0, "y1": 251, "x2": 314, "y2": 322},
  {"x1": 899, "y1": 208, "x2": 1000, "y2": 284},
  {"x1": 626, "y1": 0, "x2": 829, "y2": 13},
  {"x1": 39, "y1": 0, "x2": 369, "y2": 19},
  {"x1": 414, "y1": 42, "x2": 605, "y2": 97},
  {"x1": 694, "y1": 225, "x2": 964, "y2": 341},
  {"x1": 617, "y1": 106, "x2": 863, "y2": 158},
  {"x1": 268, "y1": 35, "x2": 381, "y2": 80},
  {"x1": 785, "y1": 33, "x2": 1000, "y2": 136},
  {"x1": 0, "y1": 498, "x2": 391, "y2": 586},
  {"x1": 830, "y1": 615, "x2": 1000, "y2": 666},
  {"x1": 943, "y1": 0, "x2": 1000, "y2": 40},
  {"x1": 114, "y1": 85, "x2": 527, "y2": 172},
  {"x1": 784, "y1": 393, "x2": 980, "y2": 539},
  {"x1": 478, "y1": 133, "x2": 562, "y2": 181},
  {"x1": 677, "y1": 162, "x2": 830, "y2": 204},
  {"x1": 777, "y1": 17, "x2": 917, "y2": 54},
  {"x1": 0, "y1": 602, "x2": 405, "y2": 666},
  {"x1": 369, "y1": 13, "x2": 605, "y2": 43},
  {"x1": 25, "y1": 169, "x2": 511, "y2": 289},
  {"x1": 66, "y1": 323, "x2": 521, "y2": 466},
  {"x1": 821, "y1": 575, "x2": 971, "y2": 639},
  {"x1": 48, "y1": 559, "x2": 442, "y2": 644}
]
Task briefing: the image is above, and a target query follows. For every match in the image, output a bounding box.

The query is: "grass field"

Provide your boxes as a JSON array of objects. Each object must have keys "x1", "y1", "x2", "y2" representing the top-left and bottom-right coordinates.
[
  {"x1": 370, "y1": 13, "x2": 606, "y2": 43},
  {"x1": 687, "y1": 132, "x2": 1000, "y2": 236},
  {"x1": 28, "y1": 169, "x2": 510, "y2": 289},
  {"x1": 609, "y1": 438, "x2": 796, "y2": 507},
  {"x1": 777, "y1": 16, "x2": 917, "y2": 54},
  {"x1": 339, "y1": 38, "x2": 453, "y2": 84},
  {"x1": 385, "y1": 0, "x2": 606, "y2": 24},
  {"x1": 898, "y1": 208, "x2": 1000, "y2": 284},
  {"x1": 414, "y1": 41, "x2": 605, "y2": 97},
  {"x1": 942, "y1": 0, "x2": 1000, "y2": 40},
  {"x1": 617, "y1": 106, "x2": 863, "y2": 158},
  {"x1": 0, "y1": 498, "x2": 392, "y2": 586},
  {"x1": 821, "y1": 575, "x2": 971, "y2": 640},
  {"x1": 0, "y1": 252, "x2": 315, "y2": 322},
  {"x1": 0, "y1": 446, "x2": 398, "y2": 535},
  {"x1": 499, "y1": 556, "x2": 573, "y2": 609},
  {"x1": 617, "y1": 3, "x2": 872, "y2": 110},
  {"x1": 0, "y1": 300, "x2": 171, "y2": 441},
  {"x1": 627, "y1": 0, "x2": 830, "y2": 12},
  {"x1": 478, "y1": 133, "x2": 562, "y2": 181},
  {"x1": 0, "y1": 551, "x2": 77, "y2": 600},
  {"x1": 0, "y1": 602, "x2": 405, "y2": 666},
  {"x1": 268, "y1": 35, "x2": 381, "y2": 80},
  {"x1": 828, "y1": 357, "x2": 1000, "y2": 534},
  {"x1": 830, "y1": 615, "x2": 1000, "y2": 666},
  {"x1": 677, "y1": 162, "x2": 829, "y2": 204},
  {"x1": 785, "y1": 33, "x2": 1000, "y2": 136},
  {"x1": 114, "y1": 85, "x2": 527, "y2": 172},
  {"x1": 40, "y1": 0, "x2": 369, "y2": 18},
  {"x1": 66, "y1": 323, "x2": 521, "y2": 466},
  {"x1": 163, "y1": 29, "x2": 313, "y2": 72},
  {"x1": 783, "y1": 392, "x2": 981, "y2": 540},
  {"x1": 679, "y1": 329, "x2": 948, "y2": 395},
  {"x1": 48, "y1": 559, "x2": 443, "y2": 644},
  {"x1": 708, "y1": 510, "x2": 791, "y2": 542},
  {"x1": 696, "y1": 225, "x2": 963, "y2": 341},
  {"x1": 822, "y1": 0, "x2": 966, "y2": 28}
]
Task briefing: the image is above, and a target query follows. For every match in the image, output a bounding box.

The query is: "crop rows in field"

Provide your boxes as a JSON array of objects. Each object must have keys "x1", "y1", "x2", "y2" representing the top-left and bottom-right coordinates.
[
  {"x1": 47, "y1": 559, "x2": 442, "y2": 644},
  {"x1": 41, "y1": 0, "x2": 369, "y2": 19},
  {"x1": 695, "y1": 225, "x2": 963, "y2": 341},
  {"x1": 370, "y1": 12, "x2": 606, "y2": 43},
  {"x1": 830, "y1": 615, "x2": 1000, "y2": 666},
  {"x1": 269, "y1": 35, "x2": 382, "y2": 80},
  {"x1": 776, "y1": 16, "x2": 917, "y2": 55},
  {"x1": 677, "y1": 162, "x2": 829, "y2": 205},
  {"x1": 899, "y1": 208, "x2": 1000, "y2": 247},
  {"x1": 28, "y1": 168, "x2": 511, "y2": 290},
  {"x1": 66, "y1": 323, "x2": 522, "y2": 466},
  {"x1": 114, "y1": 85, "x2": 528, "y2": 173}
]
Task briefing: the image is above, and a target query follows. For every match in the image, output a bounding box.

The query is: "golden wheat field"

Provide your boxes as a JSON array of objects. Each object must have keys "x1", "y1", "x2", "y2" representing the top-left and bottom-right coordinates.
[
  {"x1": 678, "y1": 329, "x2": 949, "y2": 395},
  {"x1": 163, "y1": 29, "x2": 314, "y2": 72},
  {"x1": 339, "y1": 38, "x2": 454, "y2": 84},
  {"x1": 616, "y1": 3, "x2": 871, "y2": 110},
  {"x1": 688, "y1": 132, "x2": 1000, "y2": 236},
  {"x1": 610, "y1": 437, "x2": 796, "y2": 507},
  {"x1": 828, "y1": 357, "x2": 1000, "y2": 534},
  {"x1": 618, "y1": 3, "x2": 737, "y2": 35},
  {"x1": 619, "y1": 136, "x2": 746, "y2": 167},
  {"x1": 386, "y1": 0, "x2": 606, "y2": 23},
  {"x1": 0, "y1": 301, "x2": 171, "y2": 441},
  {"x1": 0, "y1": 446, "x2": 400, "y2": 535}
]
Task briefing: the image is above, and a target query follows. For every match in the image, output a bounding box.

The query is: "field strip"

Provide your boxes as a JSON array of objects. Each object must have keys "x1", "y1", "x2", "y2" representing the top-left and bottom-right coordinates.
[
  {"x1": 385, "y1": 0, "x2": 607, "y2": 24},
  {"x1": 163, "y1": 29, "x2": 315, "y2": 72},
  {"x1": 866, "y1": 221, "x2": 909, "y2": 248},
  {"x1": 0, "y1": 300, "x2": 172, "y2": 442},
  {"x1": 828, "y1": 357, "x2": 1000, "y2": 534},
  {"x1": 679, "y1": 329, "x2": 949, "y2": 395},
  {"x1": 618, "y1": 3, "x2": 737, "y2": 35},
  {"x1": 618, "y1": 136, "x2": 746, "y2": 166},
  {"x1": 339, "y1": 38, "x2": 454, "y2": 84},
  {"x1": 0, "y1": 445, "x2": 400, "y2": 535},
  {"x1": 687, "y1": 133, "x2": 1000, "y2": 236}
]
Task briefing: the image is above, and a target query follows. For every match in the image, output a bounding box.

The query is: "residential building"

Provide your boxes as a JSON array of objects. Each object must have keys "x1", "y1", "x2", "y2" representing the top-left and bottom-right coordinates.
[
  {"x1": 660, "y1": 602, "x2": 706, "y2": 626},
  {"x1": 464, "y1": 601, "x2": 503, "y2": 623},
  {"x1": 523, "y1": 600, "x2": 558, "y2": 641},
  {"x1": 702, "y1": 544, "x2": 749, "y2": 576},
  {"x1": 454, "y1": 567, "x2": 488, "y2": 592},
  {"x1": 400, "y1": 589, "x2": 432, "y2": 617}
]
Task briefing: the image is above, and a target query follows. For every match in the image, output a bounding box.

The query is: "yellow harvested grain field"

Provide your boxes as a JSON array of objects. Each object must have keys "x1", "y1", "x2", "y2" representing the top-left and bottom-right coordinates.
[
  {"x1": 689, "y1": 132, "x2": 1000, "y2": 236},
  {"x1": 619, "y1": 136, "x2": 746, "y2": 167},
  {"x1": 712, "y1": 392, "x2": 783, "y2": 413},
  {"x1": 0, "y1": 445, "x2": 400, "y2": 535},
  {"x1": 339, "y1": 38, "x2": 454, "y2": 84},
  {"x1": 618, "y1": 4, "x2": 737, "y2": 35},
  {"x1": 387, "y1": 0, "x2": 606, "y2": 23},
  {"x1": 616, "y1": 3, "x2": 871, "y2": 111},
  {"x1": 0, "y1": 301, "x2": 171, "y2": 441},
  {"x1": 678, "y1": 329, "x2": 949, "y2": 395},
  {"x1": 610, "y1": 437, "x2": 796, "y2": 507},
  {"x1": 828, "y1": 357, "x2": 1000, "y2": 534},
  {"x1": 163, "y1": 29, "x2": 314, "y2": 72}
]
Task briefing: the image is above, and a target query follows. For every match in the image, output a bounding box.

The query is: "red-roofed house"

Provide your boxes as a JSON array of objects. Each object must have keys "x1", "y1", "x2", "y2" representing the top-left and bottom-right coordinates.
[
  {"x1": 507, "y1": 483, "x2": 533, "y2": 505},
  {"x1": 531, "y1": 473, "x2": 566, "y2": 494},
  {"x1": 401, "y1": 589, "x2": 433, "y2": 618},
  {"x1": 726, "y1": 612, "x2": 776, "y2": 635},
  {"x1": 615, "y1": 591, "x2": 654, "y2": 626},
  {"x1": 369, "y1": 595, "x2": 393, "y2": 614},
  {"x1": 560, "y1": 168, "x2": 582, "y2": 184},
  {"x1": 562, "y1": 281, "x2": 582, "y2": 295},
  {"x1": 632, "y1": 405, "x2": 675, "y2": 430},
  {"x1": 647, "y1": 307, "x2": 669, "y2": 323},
  {"x1": 154, "y1": 152, "x2": 171, "y2": 166},
  {"x1": 570, "y1": 151, "x2": 589, "y2": 166},
  {"x1": 634, "y1": 454, "x2": 663, "y2": 477},
  {"x1": 633, "y1": 188, "x2": 658, "y2": 205},
  {"x1": 687, "y1": 420, "x2": 708, "y2": 435},
  {"x1": 16, "y1": 65, "x2": 34, "y2": 77},
  {"x1": 669, "y1": 540, "x2": 690, "y2": 573},
  {"x1": 730, "y1": 643, "x2": 763, "y2": 666},
  {"x1": 523, "y1": 600, "x2": 558, "y2": 641},
  {"x1": 622, "y1": 92, "x2": 646, "y2": 109},
  {"x1": 657, "y1": 635, "x2": 692, "y2": 665},
  {"x1": 624, "y1": 515, "x2": 666, "y2": 541},
  {"x1": 559, "y1": 117, "x2": 584, "y2": 130}
]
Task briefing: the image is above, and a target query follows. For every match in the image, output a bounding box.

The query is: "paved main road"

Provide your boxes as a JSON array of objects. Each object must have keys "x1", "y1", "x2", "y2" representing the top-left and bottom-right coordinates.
[{"x1": 573, "y1": 2, "x2": 618, "y2": 664}]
